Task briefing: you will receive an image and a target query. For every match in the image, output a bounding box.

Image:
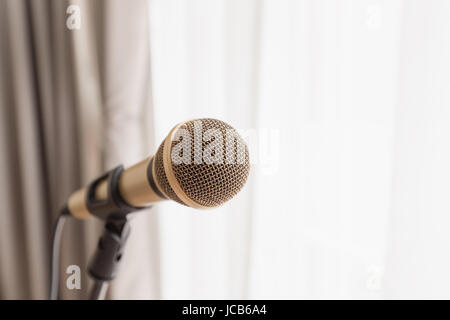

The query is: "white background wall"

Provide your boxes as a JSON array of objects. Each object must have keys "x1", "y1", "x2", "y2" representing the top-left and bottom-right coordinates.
[{"x1": 142, "y1": 0, "x2": 450, "y2": 299}]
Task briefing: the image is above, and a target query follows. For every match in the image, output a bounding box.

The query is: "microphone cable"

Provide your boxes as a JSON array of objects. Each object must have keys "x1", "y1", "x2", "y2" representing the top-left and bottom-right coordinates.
[{"x1": 49, "y1": 206, "x2": 70, "y2": 300}]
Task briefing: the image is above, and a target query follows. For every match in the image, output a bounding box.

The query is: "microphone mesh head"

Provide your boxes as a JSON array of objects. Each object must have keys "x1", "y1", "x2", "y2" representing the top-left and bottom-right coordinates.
[
  {"x1": 154, "y1": 118, "x2": 250, "y2": 208},
  {"x1": 154, "y1": 140, "x2": 183, "y2": 204}
]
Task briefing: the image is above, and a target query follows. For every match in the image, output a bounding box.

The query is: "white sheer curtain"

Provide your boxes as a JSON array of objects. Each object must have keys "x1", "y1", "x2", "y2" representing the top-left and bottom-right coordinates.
[{"x1": 145, "y1": 0, "x2": 450, "y2": 299}]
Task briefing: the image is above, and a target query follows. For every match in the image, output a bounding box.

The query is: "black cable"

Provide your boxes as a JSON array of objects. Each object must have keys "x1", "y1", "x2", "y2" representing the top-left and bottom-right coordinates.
[{"x1": 49, "y1": 206, "x2": 70, "y2": 300}]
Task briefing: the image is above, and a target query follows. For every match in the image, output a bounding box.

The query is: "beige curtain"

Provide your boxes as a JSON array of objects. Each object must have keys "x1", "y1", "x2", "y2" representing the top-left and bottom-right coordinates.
[{"x1": 0, "y1": 0, "x2": 159, "y2": 299}]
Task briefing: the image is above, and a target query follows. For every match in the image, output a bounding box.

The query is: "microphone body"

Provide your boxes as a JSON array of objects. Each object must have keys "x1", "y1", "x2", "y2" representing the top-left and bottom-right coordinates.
[
  {"x1": 66, "y1": 118, "x2": 250, "y2": 219},
  {"x1": 67, "y1": 156, "x2": 163, "y2": 219}
]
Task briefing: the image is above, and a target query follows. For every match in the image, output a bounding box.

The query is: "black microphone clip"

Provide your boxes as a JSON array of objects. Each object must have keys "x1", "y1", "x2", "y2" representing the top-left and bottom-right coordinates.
[{"x1": 85, "y1": 165, "x2": 150, "y2": 220}]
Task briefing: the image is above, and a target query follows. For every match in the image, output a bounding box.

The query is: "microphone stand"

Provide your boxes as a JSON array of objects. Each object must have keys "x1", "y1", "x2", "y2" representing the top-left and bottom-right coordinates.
[
  {"x1": 88, "y1": 217, "x2": 130, "y2": 300},
  {"x1": 84, "y1": 165, "x2": 149, "y2": 300}
]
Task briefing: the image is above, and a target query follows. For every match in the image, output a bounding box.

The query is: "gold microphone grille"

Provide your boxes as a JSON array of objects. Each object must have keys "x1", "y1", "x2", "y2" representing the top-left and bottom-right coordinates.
[
  {"x1": 154, "y1": 118, "x2": 250, "y2": 208},
  {"x1": 154, "y1": 139, "x2": 184, "y2": 204}
]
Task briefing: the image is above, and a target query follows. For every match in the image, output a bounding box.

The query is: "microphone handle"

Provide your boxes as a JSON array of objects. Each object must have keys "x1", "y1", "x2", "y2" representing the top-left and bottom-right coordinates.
[{"x1": 67, "y1": 156, "x2": 165, "y2": 219}]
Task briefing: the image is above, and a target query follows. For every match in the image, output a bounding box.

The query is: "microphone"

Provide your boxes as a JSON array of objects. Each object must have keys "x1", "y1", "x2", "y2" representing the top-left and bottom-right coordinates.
[{"x1": 66, "y1": 118, "x2": 250, "y2": 219}]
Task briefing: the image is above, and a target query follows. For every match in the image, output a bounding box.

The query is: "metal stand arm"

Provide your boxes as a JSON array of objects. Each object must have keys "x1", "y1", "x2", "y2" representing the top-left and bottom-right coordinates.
[{"x1": 88, "y1": 218, "x2": 130, "y2": 300}]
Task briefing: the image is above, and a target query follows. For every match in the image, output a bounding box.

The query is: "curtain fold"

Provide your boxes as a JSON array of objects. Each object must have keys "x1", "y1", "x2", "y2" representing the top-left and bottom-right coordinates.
[
  {"x1": 384, "y1": 0, "x2": 450, "y2": 299},
  {"x1": 101, "y1": 0, "x2": 160, "y2": 300},
  {"x1": 0, "y1": 0, "x2": 157, "y2": 299}
]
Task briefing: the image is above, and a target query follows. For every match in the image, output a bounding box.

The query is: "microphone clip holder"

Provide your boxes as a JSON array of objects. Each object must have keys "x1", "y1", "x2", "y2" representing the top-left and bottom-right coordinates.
[
  {"x1": 85, "y1": 165, "x2": 151, "y2": 299},
  {"x1": 85, "y1": 165, "x2": 146, "y2": 220},
  {"x1": 89, "y1": 217, "x2": 130, "y2": 299}
]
